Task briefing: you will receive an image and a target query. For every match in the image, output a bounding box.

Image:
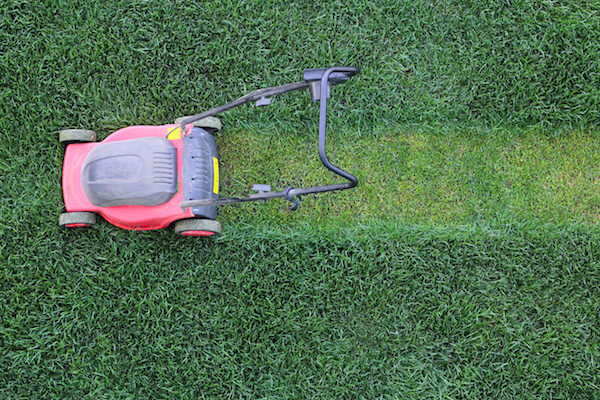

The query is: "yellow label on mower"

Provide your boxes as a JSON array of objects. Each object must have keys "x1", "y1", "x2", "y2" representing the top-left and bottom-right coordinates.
[
  {"x1": 213, "y1": 157, "x2": 219, "y2": 194},
  {"x1": 167, "y1": 127, "x2": 182, "y2": 140}
]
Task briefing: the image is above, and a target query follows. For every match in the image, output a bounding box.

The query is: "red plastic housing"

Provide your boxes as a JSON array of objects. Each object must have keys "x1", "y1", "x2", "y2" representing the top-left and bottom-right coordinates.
[{"x1": 62, "y1": 125, "x2": 194, "y2": 230}]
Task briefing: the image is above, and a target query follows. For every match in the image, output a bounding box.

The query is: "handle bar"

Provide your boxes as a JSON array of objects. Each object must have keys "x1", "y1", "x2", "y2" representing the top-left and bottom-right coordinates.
[{"x1": 179, "y1": 66, "x2": 360, "y2": 209}]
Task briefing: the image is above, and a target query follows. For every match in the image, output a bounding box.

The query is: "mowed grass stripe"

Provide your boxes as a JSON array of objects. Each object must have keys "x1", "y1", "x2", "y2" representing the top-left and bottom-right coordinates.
[{"x1": 215, "y1": 128, "x2": 600, "y2": 226}]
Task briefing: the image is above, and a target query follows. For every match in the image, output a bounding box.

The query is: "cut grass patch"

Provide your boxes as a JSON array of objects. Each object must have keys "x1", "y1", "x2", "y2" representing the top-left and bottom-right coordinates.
[{"x1": 216, "y1": 128, "x2": 600, "y2": 226}]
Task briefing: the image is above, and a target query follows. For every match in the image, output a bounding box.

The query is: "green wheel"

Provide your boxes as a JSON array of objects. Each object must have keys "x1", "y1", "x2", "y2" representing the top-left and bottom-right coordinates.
[
  {"x1": 59, "y1": 129, "x2": 96, "y2": 144},
  {"x1": 59, "y1": 212, "x2": 96, "y2": 228},
  {"x1": 174, "y1": 219, "x2": 221, "y2": 237},
  {"x1": 174, "y1": 116, "x2": 222, "y2": 132}
]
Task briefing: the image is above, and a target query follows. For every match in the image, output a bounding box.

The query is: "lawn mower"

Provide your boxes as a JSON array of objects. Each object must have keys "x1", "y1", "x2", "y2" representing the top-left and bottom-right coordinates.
[{"x1": 59, "y1": 66, "x2": 360, "y2": 236}]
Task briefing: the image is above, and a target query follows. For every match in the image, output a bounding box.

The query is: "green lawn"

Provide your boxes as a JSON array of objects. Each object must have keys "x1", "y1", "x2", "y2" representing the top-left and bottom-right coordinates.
[{"x1": 2, "y1": 0, "x2": 600, "y2": 398}]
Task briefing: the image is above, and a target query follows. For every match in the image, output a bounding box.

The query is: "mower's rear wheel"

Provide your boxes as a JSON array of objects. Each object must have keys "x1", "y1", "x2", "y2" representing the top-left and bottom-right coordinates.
[
  {"x1": 174, "y1": 116, "x2": 222, "y2": 132},
  {"x1": 59, "y1": 212, "x2": 97, "y2": 228},
  {"x1": 59, "y1": 129, "x2": 97, "y2": 144},
  {"x1": 174, "y1": 219, "x2": 221, "y2": 237}
]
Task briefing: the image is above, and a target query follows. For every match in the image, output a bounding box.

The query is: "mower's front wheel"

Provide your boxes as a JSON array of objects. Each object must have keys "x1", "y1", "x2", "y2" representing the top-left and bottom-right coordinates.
[
  {"x1": 174, "y1": 116, "x2": 222, "y2": 132},
  {"x1": 59, "y1": 129, "x2": 97, "y2": 144},
  {"x1": 174, "y1": 219, "x2": 221, "y2": 237},
  {"x1": 59, "y1": 212, "x2": 97, "y2": 228}
]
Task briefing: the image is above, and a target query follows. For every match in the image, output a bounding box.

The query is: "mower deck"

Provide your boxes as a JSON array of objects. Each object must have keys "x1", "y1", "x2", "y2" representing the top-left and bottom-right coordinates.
[{"x1": 62, "y1": 125, "x2": 196, "y2": 230}]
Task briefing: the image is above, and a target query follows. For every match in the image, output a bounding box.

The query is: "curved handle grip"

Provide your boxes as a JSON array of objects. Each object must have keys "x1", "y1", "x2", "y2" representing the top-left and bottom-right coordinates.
[{"x1": 317, "y1": 66, "x2": 359, "y2": 188}]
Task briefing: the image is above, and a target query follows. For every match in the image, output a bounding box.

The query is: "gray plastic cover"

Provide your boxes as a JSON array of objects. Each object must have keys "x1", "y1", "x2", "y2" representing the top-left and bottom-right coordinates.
[
  {"x1": 81, "y1": 137, "x2": 177, "y2": 207},
  {"x1": 182, "y1": 128, "x2": 218, "y2": 219}
]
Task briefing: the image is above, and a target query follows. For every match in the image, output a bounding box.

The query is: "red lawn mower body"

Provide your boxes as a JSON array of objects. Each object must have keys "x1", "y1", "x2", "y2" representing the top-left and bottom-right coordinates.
[{"x1": 62, "y1": 125, "x2": 197, "y2": 231}]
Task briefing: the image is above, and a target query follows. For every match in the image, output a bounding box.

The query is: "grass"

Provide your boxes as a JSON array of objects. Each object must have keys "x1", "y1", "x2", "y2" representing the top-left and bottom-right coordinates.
[
  {"x1": 2, "y1": 0, "x2": 600, "y2": 398},
  {"x1": 2, "y1": 222, "x2": 600, "y2": 398},
  {"x1": 216, "y1": 128, "x2": 600, "y2": 226},
  {"x1": 2, "y1": 0, "x2": 600, "y2": 132}
]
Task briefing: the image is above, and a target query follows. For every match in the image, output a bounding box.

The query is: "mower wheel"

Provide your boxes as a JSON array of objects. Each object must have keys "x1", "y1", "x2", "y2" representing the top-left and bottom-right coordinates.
[
  {"x1": 59, "y1": 129, "x2": 97, "y2": 144},
  {"x1": 59, "y1": 212, "x2": 97, "y2": 228},
  {"x1": 174, "y1": 219, "x2": 221, "y2": 237},
  {"x1": 174, "y1": 116, "x2": 222, "y2": 132}
]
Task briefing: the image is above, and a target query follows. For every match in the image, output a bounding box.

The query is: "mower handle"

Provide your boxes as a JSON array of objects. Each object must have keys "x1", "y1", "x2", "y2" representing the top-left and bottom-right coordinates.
[
  {"x1": 178, "y1": 81, "x2": 310, "y2": 129},
  {"x1": 179, "y1": 66, "x2": 360, "y2": 210},
  {"x1": 316, "y1": 66, "x2": 359, "y2": 188}
]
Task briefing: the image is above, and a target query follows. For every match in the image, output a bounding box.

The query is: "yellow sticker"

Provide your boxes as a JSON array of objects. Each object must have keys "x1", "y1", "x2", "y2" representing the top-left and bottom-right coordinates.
[
  {"x1": 167, "y1": 127, "x2": 182, "y2": 140},
  {"x1": 213, "y1": 157, "x2": 219, "y2": 194}
]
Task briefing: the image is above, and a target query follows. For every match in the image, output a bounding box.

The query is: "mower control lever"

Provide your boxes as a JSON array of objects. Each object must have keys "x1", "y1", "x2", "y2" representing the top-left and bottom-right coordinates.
[
  {"x1": 251, "y1": 184, "x2": 271, "y2": 195},
  {"x1": 255, "y1": 97, "x2": 271, "y2": 107}
]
